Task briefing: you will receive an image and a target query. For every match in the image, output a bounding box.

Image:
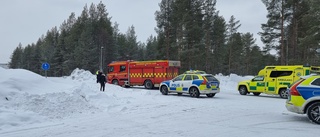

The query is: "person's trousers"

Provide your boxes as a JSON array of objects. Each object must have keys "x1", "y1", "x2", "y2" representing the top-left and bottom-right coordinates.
[{"x1": 100, "y1": 83, "x2": 105, "y2": 91}]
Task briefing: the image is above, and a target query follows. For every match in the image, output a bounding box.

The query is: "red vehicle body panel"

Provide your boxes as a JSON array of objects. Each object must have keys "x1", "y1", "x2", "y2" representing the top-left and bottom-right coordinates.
[{"x1": 107, "y1": 60, "x2": 180, "y2": 88}]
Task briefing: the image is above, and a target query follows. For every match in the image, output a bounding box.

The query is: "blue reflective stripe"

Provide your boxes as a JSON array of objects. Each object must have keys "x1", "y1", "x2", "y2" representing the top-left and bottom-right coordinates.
[
  {"x1": 183, "y1": 87, "x2": 188, "y2": 91},
  {"x1": 192, "y1": 80, "x2": 203, "y2": 86},
  {"x1": 162, "y1": 81, "x2": 170, "y2": 86},
  {"x1": 170, "y1": 87, "x2": 176, "y2": 90},
  {"x1": 296, "y1": 87, "x2": 320, "y2": 100}
]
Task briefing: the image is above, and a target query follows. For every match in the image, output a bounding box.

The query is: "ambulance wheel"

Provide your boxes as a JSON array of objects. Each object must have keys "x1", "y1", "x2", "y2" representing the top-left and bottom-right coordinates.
[
  {"x1": 279, "y1": 89, "x2": 288, "y2": 99},
  {"x1": 206, "y1": 93, "x2": 216, "y2": 98},
  {"x1": 160, "y1": 85, "x2": 168, "y2": 95},
  {"x1": 112, "y1": 80, "x2": 119, "y2": 85},
  {"x1": 253, "y1": 92, "x2": 261, "y2": 96},
  {"x1": 189, "y1": 87, "x2": 200, "y2": 98},
  {"x1": 307, "y1": 102, "x2": 320, "y2": 124},
  {"x1": 144, "y1": 80, "x2": 154, "y2": 89},
  {"x1": 239, "y1": 86, "x2": 248, "y2": 95}
]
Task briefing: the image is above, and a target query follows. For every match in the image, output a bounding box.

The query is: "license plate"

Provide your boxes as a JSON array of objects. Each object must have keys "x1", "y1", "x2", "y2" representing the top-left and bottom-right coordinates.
[{"x1": 211, "y1": 83, "x2": 217, "y2": 86}]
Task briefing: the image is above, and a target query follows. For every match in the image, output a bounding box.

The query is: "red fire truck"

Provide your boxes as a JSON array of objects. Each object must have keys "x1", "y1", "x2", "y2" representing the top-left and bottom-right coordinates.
[{"x1": 107, "y1": 60, "x2": 180, "y2": 89}]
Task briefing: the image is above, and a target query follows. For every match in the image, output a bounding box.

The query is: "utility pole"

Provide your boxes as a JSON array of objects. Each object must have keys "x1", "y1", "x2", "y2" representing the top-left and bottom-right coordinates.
[{"x1": 100, "y1": 46, "x2": 104, "y2": 71}]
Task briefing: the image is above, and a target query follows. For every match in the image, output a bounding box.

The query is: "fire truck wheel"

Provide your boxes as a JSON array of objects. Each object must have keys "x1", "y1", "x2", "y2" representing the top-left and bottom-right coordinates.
[
  {"x1": 160, "y1": 85, "x2": 168, "y2": 95},
  {"x1": 144, "y1": 80, "x2": 154, "y2": 89},
  {"x1": 112, "y1": 80, "x2": 119, "y2": 85},
  {"x1": 189, "y1": 87, "x2": 200, "y2": 98}
]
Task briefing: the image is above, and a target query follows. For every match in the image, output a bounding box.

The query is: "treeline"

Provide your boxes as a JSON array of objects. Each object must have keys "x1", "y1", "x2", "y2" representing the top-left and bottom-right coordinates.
[
  {"x1": 260, "y1": 0, "x2": 320, "y2": 65},
  {"x1": 9, "y1": 0, "x2": 320, "y2": 77},
  {"x1": 153, "y1": 0, "x2": 276, "y2": 75},
  {"x1": 9, "y1": 2, "x2": 145, "y2": 76}
]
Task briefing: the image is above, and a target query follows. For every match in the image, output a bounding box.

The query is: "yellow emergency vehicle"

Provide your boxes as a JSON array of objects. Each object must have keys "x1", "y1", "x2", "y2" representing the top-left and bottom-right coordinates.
[{"x1": 237, "y1": 65, "x2": 320, "y2": 99}]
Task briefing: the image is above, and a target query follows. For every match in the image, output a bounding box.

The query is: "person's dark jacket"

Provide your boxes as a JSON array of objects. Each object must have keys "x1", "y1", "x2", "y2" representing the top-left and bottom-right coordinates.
[
  {"x1": 97, "y1": 72, "x2": 102, "y2": 83},
  {"x1": 100, "y1": 74, "x2": 106, "y2": 83}
]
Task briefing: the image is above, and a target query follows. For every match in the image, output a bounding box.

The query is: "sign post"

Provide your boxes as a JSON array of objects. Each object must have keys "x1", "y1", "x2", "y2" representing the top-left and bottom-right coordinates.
[{"x1": 41, "y1": 62, "x2": 50, "y2": 78}]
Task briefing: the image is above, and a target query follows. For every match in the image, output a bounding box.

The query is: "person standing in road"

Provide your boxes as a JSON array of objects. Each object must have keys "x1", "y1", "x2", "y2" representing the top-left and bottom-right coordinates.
[
  {"x1": 96, "y1": 70, "x2": 102, "y2": 83},
  {"x1": 99, "y1": 73, "x2": 106, "y2": 92}
]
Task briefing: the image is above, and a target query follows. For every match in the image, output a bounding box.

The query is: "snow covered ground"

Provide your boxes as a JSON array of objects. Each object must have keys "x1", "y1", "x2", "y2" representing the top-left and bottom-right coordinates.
[{"x1": 0, "y1": 68, "x2": 319, "y2": 137}]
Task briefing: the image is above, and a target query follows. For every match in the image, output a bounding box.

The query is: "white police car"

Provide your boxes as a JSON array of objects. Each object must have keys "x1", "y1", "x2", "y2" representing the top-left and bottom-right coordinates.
[{"x1": 159, "y1": 73, "x2": 220, "y2": 98}]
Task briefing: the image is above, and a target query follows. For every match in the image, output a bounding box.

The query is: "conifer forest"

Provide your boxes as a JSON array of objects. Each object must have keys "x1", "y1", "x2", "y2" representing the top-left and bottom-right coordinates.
[{"x1": 9, "y1": 0, "x2": 320, "y2": 76}]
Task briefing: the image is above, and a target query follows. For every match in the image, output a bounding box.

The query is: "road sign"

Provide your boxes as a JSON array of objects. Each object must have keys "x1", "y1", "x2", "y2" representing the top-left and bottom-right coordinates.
[{"x1": 42, "y1": 62, "x2": 50, "y2": 70}]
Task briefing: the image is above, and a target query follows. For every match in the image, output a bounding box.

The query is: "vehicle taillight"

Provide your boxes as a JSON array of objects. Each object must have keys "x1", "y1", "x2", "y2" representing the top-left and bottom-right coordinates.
[
  {"x1": 290, "y1": 80, "x2": 304, "y2": 96},
  {"x1": 201, "y1": 76, "x2": 207, "y2": 85}
]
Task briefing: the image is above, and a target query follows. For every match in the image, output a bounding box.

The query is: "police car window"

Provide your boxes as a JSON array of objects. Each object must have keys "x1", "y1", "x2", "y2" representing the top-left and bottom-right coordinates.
[
  {"x1": 192, "y1": 75, "x2": 199, "y2": 80},
  {"x1": 184, "y1": 75, "x2": 192, "y2": 80},
  {"x1": 173, "y1": 75, "x2": 184, "y2": 81},
  {"x1": 204, "y1": 75, "x2": 218, "y2": 81},
  {"x1": 311, "y1": 78, "x2": 320, "y2": 86},
  {"x1": 120, "y1": 65, "x2": 126, "y2": 72},
  {"x1": 108, "y1": 66, "x2": 114, "y2": 73},
  {"x1": 270, "y1": 71, "x2": 292, "y2": 77}
]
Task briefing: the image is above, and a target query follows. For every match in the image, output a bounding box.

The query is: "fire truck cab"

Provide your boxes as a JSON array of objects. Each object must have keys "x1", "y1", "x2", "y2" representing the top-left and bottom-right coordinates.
[{"x1": 107, "y1": 60, "x2": 180, "y2": 89}]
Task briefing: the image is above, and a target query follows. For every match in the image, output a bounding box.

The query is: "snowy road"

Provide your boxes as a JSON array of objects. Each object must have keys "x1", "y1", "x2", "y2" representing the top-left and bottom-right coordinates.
[
  {"x1": 1, "y1": 88, "x2": 319, "y2": 137},
  {"x1": 1, "y1": 69, "x2": 319, "y2": 137}
]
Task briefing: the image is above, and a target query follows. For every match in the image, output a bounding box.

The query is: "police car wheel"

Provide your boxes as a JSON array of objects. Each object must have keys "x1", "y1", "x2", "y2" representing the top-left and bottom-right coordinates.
[
  {"x1": 160, "y1": 85, "x2": 168, "y2": 95},
  {"x1": 239, "y1": 86, "x2": 248, "y2": 95},
  {"x1": 189, "y1": 87, "x2": 200, "y2": 98},
  {"x1": 279, "y1": 89, "x2": 288, "y2": 99},
  {"x1": 307, "y1": 102, "x2": 320, "y2": 124},
  {"x1": 206, "y1": 93, "x2": 215, "y2": 98}
]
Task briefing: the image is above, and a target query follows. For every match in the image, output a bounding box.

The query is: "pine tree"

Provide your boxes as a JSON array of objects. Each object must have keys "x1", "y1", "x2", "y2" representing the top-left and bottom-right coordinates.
[
  {"x1": 226, "y1": 15, "x2": 241, "y2": 74},
  {"x1": 31, "y1": 44, "x2": 42, "y2": 74},
  {"x1": 21, "y1": 44, "x2": 33, "y2": 70},
  {"x1": 202, "y1": 0, "x2": 217, "y2": 73},
  {"x1": 51, "y1": 29, "x2": 66, "y2": 76},
  {"x1": 260, "y1": 0, "x2": 291, "y2": 65},
  {"x1": 242, "y1": 33, "x2": 256, "y2": 75},
  {"x1": 9, "y1": 43, "x2": 24, "y2": 68},
  {"x1": 211, "y1": 13, "x2": 227, "y2": 74},
  {"x1": 125, "y1": 26, "x2": 139, "y2": 60},
  {"x1": 112, "y1": 22, "x2": 121, "y2": 60},
  {"x1": 299, "y1": 0, "x2": 320, "y2": 65},
  {"x1": 155, "y1": 0, "x2": 176, "y2": 60},
  {"x1": 145, "y1": 35, "x2": 158, "y2": 60}
]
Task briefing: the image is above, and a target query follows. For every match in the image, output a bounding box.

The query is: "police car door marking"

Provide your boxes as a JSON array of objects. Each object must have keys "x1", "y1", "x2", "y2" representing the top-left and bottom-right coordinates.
[{"x1": 171, "y1": 83, "x2": 180, "y2": 87}]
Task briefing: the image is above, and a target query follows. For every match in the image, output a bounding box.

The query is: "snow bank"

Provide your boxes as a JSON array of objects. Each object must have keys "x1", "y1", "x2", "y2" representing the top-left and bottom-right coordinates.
[
  {"x1": 0, "y1": 68, "x2": 130, "y2": 130},
  {"x1": 215, "y1": 73, "x2": 253, "y2": 92},
  {"x1": 67, "y1": 68, "x2": 96, "y2": 81},
  {"x1": 0, "y1": 68, "x2": 48, "y2": 94},
  {"x1": 0, "y1": 68, "x2": 254, "y2": 131}
]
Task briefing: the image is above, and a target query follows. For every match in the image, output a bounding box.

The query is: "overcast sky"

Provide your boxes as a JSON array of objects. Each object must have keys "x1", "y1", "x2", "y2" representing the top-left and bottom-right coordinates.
[{"x1": 0, "y1": 0, "x2": 267, "y2": 63}]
